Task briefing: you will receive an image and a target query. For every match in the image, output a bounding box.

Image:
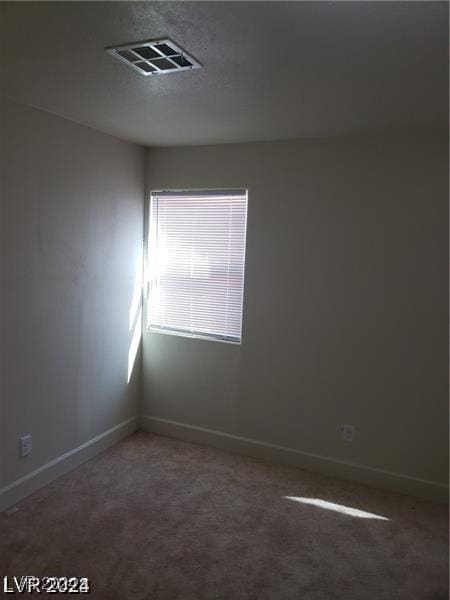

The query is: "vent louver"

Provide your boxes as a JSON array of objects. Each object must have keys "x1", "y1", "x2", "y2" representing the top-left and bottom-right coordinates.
[{"x1": 106, "y1": 38, "x2": 201, "y2": 76}]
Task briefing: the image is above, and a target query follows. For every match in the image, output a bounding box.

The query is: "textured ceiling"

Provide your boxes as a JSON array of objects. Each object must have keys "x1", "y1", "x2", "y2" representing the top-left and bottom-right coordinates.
[{"x1": 0, "y1": 1, "x2": 448, "y2": 146}]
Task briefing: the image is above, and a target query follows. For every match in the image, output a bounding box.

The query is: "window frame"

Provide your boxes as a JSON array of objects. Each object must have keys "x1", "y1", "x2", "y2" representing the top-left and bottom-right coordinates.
[{"x1": 146, "y1": 188, "x2": 248, "y2": 345}]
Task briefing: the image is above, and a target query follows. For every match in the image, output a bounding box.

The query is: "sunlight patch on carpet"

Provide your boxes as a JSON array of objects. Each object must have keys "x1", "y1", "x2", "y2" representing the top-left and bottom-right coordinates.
[{"x1": 284, "y1": 497, "x2": 389, "y2": 520}]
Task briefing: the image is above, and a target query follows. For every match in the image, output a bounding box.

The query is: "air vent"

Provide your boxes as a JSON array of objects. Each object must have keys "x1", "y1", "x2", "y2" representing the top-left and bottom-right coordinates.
[{"x1": 106, "y1": 38, "x2": 201, "y2": 76}]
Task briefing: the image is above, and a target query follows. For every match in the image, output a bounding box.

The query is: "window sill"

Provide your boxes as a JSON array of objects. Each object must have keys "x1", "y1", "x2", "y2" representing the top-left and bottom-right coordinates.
[{"x1": 147, "y1": 326, "x2": 241, "y2": 346}]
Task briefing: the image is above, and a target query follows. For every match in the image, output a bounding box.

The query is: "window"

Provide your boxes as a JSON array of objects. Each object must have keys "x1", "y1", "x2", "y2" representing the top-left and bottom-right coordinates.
[{"x1": 147, "y1": 189, "x2": 248, "y2": 343}]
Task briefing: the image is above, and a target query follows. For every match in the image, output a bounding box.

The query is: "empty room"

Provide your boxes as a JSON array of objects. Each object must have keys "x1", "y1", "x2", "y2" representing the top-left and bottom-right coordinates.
[{"x1": 0, "y1": 1, "x2": 448, "y2": 598}]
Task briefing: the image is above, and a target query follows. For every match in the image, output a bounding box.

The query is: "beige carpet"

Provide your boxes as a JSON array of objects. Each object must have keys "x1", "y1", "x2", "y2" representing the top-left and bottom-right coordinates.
[{"x1": 0, "y1": 431, "x2": 448, "y2": 599}]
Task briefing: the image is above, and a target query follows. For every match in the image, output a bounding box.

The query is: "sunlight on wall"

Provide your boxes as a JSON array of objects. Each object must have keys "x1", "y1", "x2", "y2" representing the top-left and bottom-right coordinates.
[
  {"x1": 127, "y1": 249, "x2": 143, "y2": 383},
  {"x1": 284, "y1": 497, "x2": 389, "y2": 520},
  {"x1": 129, "y1": 252, "x2": 143, "y2": 331},
  {"x1": 128, "y1": 308, "x2": 142, "y2": 383}
]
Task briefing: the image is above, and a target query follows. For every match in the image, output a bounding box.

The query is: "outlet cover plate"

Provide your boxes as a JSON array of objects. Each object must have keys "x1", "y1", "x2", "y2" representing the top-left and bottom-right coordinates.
[
  {"x1": 20, "y1": 434, "x2": 32, "y2": 457},
  {"x1": 341, "y1": 424, "x2": 355, "y2": 443}
]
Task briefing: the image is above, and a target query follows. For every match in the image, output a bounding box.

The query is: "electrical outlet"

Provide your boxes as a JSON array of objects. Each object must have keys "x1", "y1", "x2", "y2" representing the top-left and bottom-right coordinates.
[
  {"x1": 341, "y1": 424, "x2": 355, "y2": 443},
  {"x1": 20, "y1": 434, "x2": 32, "y2": 457}
]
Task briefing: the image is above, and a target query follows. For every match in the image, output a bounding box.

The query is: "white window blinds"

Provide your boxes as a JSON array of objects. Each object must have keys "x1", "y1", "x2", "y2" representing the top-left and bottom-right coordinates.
[{"x1": 147, "y1": 189, "x2": 248, "y2": 343}]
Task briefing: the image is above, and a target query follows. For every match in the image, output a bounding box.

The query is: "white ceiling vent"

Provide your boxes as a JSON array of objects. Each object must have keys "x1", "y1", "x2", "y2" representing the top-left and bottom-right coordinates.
[{"x1": 106, "y1": 38, "x2": 201, "y2": 76}]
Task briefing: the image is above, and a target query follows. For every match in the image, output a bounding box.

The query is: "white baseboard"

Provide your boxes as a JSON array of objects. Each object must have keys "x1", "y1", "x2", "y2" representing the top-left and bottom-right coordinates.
[
  {"x1": 2, "y1": 414, "x2": 446, "y2": 510},
  {"x1": 0, "y1": 417, "x2": 139, "y2": 513},
  {"x1": 140, "y1": 415, "x2": 448, "y2": 503}
]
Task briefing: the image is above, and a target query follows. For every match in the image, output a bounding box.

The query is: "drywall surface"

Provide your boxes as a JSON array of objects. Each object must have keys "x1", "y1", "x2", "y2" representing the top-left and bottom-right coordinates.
[
  {"x1": 0, "y1": 97, "x2": 144, "y2": 489},
  {"x1": 142, "y1": 134, "x2": 448, "y2": 490}
]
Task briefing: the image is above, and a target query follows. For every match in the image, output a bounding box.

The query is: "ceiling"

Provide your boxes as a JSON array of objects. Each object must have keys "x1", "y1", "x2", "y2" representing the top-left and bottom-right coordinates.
[{"x1": 0, "y1": 1, "x2": 448, "y2": 146}]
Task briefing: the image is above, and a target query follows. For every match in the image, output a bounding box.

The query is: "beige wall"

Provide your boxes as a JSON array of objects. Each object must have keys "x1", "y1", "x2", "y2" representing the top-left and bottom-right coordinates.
[
  {"x1": 142, "y1": 134, "x2": 448, "y2": 490},
  {"x1": 0, "y1": 98, "x2": 144, "y2": 490},
  {"x1": 0, "y1": 99, "x2": 447, "y2": 501}
]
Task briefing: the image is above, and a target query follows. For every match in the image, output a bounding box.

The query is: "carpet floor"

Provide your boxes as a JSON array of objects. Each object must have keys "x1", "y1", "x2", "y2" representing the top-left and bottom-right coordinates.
[{"x1": 0, "y1": 431, "x2": 448, "y2": 599}]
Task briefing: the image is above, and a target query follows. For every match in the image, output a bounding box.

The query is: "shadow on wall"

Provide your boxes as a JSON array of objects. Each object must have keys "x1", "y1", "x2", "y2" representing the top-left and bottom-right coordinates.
[{"x1": 128, "y1": 248, "x2": 143, "y2": 383}]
